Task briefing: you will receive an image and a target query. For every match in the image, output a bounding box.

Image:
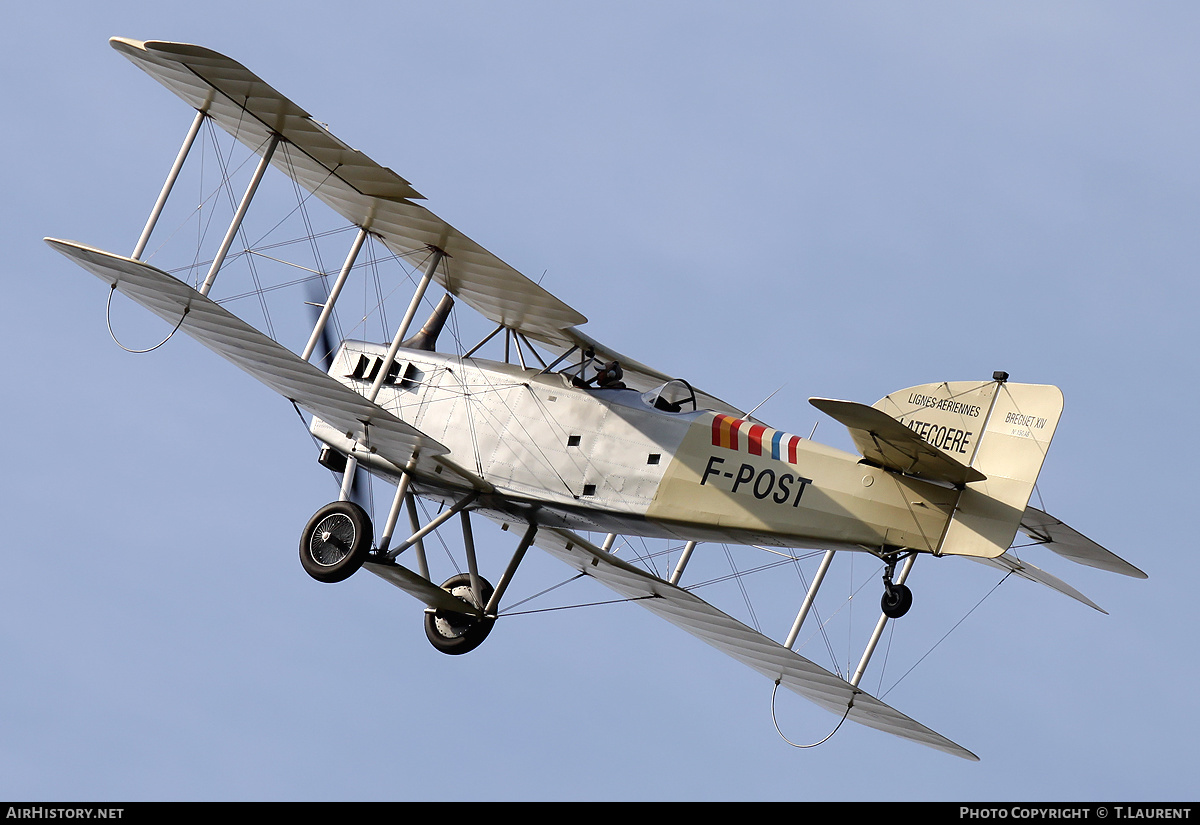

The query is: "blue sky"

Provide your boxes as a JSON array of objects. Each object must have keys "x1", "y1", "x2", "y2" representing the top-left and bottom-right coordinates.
[{"x1": 4, "y1": 1, "x2": 1197, "y2": 801}]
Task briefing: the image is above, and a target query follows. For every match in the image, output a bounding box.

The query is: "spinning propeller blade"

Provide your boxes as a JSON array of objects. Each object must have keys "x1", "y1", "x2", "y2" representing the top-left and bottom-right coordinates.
[{"x1": 304, "y1": 280, "x2": 338, "y2": 373}]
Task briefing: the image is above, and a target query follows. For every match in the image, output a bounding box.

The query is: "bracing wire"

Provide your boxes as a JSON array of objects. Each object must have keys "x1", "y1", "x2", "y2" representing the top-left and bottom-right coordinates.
[
  {"x1": 499, "y1": 591, "x2": 659, "y2": 617},
  {"x1": 879, "y1": 570, "x2": 1013, "y2": 700}
]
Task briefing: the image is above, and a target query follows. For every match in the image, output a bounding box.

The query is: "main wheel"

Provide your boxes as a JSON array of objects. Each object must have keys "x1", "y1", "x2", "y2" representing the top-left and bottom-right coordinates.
[
  {"x1": 424, "y1": 573, "x2": 496, "y2": 655},
  {"x1": 299, "y1": 500, "x2": 373, "y2": 583},
  {"x1": 881, "y1": 582, "x2": 913, "y2": 619}
]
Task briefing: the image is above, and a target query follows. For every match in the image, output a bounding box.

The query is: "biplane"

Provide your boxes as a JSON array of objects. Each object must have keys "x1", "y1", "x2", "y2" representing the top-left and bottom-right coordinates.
[{"x1": 46, "y1": 38, "x2": 1146, "y2": 762}]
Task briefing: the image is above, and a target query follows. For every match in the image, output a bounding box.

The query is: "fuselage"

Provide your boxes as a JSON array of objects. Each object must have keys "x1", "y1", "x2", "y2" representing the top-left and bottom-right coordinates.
[{"x1": 312, "y1": 342, "x2": 958, "y2": 554}]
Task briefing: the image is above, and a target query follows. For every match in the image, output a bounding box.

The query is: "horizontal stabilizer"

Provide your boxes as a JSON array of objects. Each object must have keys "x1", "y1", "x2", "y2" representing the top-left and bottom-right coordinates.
[
  {"x1": 45, "y1": 239, "x2": 455, "y2": 472},
  {"x1": 810, "y1": 398, "x2": 985, "y2": 485},
  {"x1": 528, "y1": 523, "x2": 978, "y2": 760},
  {"x1": 968, "y1": 552, "x2": 1105, "y2": 613},
  {"x1": 1019, "y1": 507, "x2": 1146, "y2": 579}
]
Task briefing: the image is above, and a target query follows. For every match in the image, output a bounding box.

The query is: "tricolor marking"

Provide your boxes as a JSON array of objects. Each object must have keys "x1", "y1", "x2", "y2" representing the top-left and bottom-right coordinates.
[{"x1": 711, "y1": 413, "x2": 801, "y2": 463}]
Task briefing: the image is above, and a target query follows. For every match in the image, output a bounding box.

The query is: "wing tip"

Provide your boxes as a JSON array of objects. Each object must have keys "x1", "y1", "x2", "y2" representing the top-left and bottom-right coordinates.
[{"x1": 109, "y1": 36, "x2": 144, "y2": 50}]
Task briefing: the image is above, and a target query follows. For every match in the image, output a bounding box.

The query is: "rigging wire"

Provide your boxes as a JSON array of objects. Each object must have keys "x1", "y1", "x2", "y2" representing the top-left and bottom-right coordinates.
[
  {"x1": 499, "y1": 591, "x2": 658, "y2": 617},
  {"x1": 722, "y1": 543, "x2": 760, "y2": 633},
  {"x1": 208, "y1": 131, "x2": 277, "y2": 340},
  {"x1": 879, "y1": 570, "x2": 1013, "y2": 700}
]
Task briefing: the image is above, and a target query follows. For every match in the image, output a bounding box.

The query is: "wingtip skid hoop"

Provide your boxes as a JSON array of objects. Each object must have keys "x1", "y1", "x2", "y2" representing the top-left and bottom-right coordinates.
[
  {"x1": 104, "y1": 282, "x2": 188, "y2": 353},
  {"x1": 770, "y1": 679, "x2": 856, "y2": 751}
]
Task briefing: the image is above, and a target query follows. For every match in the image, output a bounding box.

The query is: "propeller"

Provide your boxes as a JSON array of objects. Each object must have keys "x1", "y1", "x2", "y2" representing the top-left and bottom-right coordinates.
[
  {"x1": 303, "y1": 280, "x2": 370, "y2": 513},
  {"x1": 303, "y1": 278, "x2": 338, "y2": 373}
]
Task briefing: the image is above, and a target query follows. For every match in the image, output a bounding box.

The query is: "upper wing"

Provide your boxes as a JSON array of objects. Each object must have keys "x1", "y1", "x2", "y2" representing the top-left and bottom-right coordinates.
[
  {"x1": 108, "y1": 37, "x2": 743, "y2": 415},
  {"x1": 46, "y1": 238, "x2": 488, "y2": 492},
  {"x1": 527, "y1": 523, "x2": 979, "y2": 761},
  {"x1": 109, "y1": 37, "x2": 587, "y2": 341}
]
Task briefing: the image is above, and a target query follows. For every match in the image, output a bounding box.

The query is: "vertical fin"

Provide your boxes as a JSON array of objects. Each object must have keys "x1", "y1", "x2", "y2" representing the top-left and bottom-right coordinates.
[{"x1": 875, "y1": 379, "x2": 1064, "y2": 559}]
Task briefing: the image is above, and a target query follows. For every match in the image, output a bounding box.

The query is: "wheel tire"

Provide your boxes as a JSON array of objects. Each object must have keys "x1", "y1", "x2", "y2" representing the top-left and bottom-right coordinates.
[
  {"x1": 424, "y1": 573, "x2": 496, "y2": 655},
  {"x1": 881, "y1": 583, "x2": 913, "y2": 619},
  {"x1": 299, "y1": 500, "x2": 373, "y2": 583}
]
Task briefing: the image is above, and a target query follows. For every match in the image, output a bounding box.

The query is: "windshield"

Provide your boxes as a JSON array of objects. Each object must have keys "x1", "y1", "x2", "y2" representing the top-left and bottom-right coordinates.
[{"x1": 641, "y1": 379, "x2": 697, "y2": 413}]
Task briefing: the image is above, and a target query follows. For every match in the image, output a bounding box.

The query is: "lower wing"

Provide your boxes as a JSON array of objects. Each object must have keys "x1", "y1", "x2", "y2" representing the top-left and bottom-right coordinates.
[{"x1": 525, "y1": 523, "x2": 979, "y2": 761}]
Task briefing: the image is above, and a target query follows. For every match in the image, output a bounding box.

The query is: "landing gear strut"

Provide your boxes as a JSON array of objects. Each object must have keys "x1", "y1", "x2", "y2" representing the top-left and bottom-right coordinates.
[
  {"x1": 880, "y1": 558, "x2": 913, "y2": 619},
  {"x1": 299, "y1": 500, "x2": 373, "y2": 583}
]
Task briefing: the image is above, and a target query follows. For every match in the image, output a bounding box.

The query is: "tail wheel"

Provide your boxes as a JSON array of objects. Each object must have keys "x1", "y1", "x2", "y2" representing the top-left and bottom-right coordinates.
[
  {"x1": 881, "y1": 583, "x2": 913, "y2": 619},
  {"x1": 300, "y1": 500, "x2": 373, "y2": 583},
  {"x1": 425, "y1": 573, "x2": 496, "y2": 655}
]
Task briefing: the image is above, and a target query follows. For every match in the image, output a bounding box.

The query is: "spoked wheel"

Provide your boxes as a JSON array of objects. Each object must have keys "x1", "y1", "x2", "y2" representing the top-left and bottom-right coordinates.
[
  {"x1": 425, "y1": 573, "x2": 496, "y2": 655},
  {"x1": 299, "y1": 500, "x2": 373, "y2": 583},
  {"x1": 881, "y1": 582, "x2": 913, "y2": 619}
]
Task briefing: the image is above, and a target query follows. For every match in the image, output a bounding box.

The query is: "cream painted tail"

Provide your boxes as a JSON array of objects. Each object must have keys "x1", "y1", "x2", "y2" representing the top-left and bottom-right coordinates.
[{"x1": 874, "y1": 376, "x2": 1064, "y2": 559}]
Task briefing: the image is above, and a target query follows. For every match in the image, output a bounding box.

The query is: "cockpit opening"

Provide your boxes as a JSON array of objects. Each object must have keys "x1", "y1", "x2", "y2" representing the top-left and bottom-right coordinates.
[
  {"x1": 559, "y1": 348, "x2": 696, "y2": 412},
  {"x1": 568, "y1": 348, "x2": 626, "y2": 390}
]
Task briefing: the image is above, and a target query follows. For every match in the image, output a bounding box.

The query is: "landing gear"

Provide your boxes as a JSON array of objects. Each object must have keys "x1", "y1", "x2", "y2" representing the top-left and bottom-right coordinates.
[
  {"x1": 300, "y1": 500, "x2": 373, "y2": 583},
  {"x1": 880, "y1": 556, "x2": 914, "y2": 619},
  {"x1": 425, "y1": 573, "x2": 496, "y2": 655},
  {"x1": 881, "y1": 582, "x2": 913, "y2": 619}
]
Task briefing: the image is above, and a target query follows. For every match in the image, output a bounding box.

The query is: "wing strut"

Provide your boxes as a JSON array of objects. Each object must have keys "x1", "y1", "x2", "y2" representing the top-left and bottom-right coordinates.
[
  {"x1": 201, "y1": 133, "x2": 280, "y2": 296},
  {"x1": 530, "y1": 525, "x2": 977, "y2": 759},
  {"x1": 851, "y1": 555, "x2": 916, "y2": 686},
  {"x1": 133, "y1": 109, "x2": 206, "y2": 260},
  {"x1": 302, "y1": 226, "x2": 368, "y2": 363},
  {"x1": 784, "y1": 549, "x2": 837, "y2": 650},
  {"x1": 781, "y1": 548, "x2": 918, "y2": 687},
  {"x1": 368, "y1": 247, "x2": 445, "y2": 402},
  {"x1": 669, "y1": 540, "x2": 698, "y2": 585}
]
